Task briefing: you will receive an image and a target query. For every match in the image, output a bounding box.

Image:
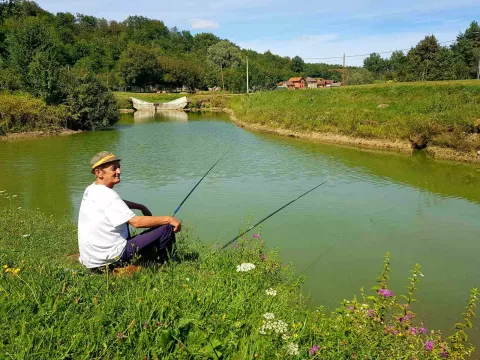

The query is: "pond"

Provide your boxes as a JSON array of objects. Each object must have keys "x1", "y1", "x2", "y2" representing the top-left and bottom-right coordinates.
[{"x1": 1, "y1": 111, "x2": 480, "y2": 341}]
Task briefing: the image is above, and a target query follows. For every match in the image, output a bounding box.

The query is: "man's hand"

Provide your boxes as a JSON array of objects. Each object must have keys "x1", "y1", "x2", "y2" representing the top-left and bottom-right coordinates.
[{"x1": 169, "y1": 217, "x2": 182, "y2": 233}]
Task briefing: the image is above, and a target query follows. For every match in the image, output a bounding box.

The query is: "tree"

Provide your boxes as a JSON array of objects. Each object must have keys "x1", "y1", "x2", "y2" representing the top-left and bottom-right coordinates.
[
  {"x1": 28, "y1": 48, "x2": 63, "y2": 104},
  {"x1": 346, "y1": 68, "x2": 374, "y2": 85},
  {"x1": 388, "y1": 51, "x2": 407, "y2": 80},
  {"x1": 118, "y1": 44, "x2": 161, "y2": 89},
  {"x1": 406, "y1": 35, "x2": 442, "y2": 81},
  {"x1": 207, "y1": 40, "x2": 241, "y2": 90},
  {"x1": 291, "y1": 55, "x2": 305, "y2": 73},
  {"x1": 363, "y1": 53, "x2": 388, "y2": 76},
  {"x1": 6, "y1": 16, "x2": 59, "y2": 80},
  {"x1": 64, "y1": 71, "x2": 119, "y2": 130},
  {"x1": 452, "y1": 21, "x2": 480, "y2": 78}
]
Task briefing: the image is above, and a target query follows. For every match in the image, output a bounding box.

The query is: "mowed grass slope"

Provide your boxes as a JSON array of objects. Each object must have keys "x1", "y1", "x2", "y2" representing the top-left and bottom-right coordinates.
[
  {"x1": 0, "y1": 192, "x2": 478, "y2": 359},
  {"x1": 229, "y1": 80, "x2": 480, "y2": 154}
]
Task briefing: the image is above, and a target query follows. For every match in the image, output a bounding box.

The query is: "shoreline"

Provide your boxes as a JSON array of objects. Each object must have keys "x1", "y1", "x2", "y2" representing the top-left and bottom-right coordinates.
[
  {"x1": 0, "y1": 128, "x2": 82, "y2": 141},
  {"x1": 223, "y1": 108, "x2": 480, "y2": 165}
]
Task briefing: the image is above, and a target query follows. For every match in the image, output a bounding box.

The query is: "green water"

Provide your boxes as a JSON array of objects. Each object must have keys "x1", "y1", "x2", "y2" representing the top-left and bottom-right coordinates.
[{"x1": 1, "y1": 111, "x2": 480, "y2": 340}]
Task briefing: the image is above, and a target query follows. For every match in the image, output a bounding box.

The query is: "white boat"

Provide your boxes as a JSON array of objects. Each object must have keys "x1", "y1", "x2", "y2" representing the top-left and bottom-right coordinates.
[{"x1": 130, "y1": 96, "x2": 188, "y2": 111}]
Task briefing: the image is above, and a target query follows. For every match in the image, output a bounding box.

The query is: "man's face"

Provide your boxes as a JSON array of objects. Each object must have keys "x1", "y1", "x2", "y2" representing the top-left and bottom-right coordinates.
[{"x1": 96, "y1": 161, "x2": 121, "y2": 187}]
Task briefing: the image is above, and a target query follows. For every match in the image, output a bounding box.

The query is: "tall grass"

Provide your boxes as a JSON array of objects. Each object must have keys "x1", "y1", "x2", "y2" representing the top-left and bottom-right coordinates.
[
  {"x1": 0, "y1": 193, "x2": 478, "y2": 359},
  {"x1": 0, "y1": 93, "x2": 68, "y2": 135},
  {"x1": 229, "y1": 81, "x2": 480, "y2": 152}
]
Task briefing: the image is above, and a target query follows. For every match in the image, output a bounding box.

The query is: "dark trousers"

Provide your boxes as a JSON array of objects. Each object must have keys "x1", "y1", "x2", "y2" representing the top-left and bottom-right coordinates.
[{"x1": 120, "y1": 224, "x2": 176, "y2": 263}]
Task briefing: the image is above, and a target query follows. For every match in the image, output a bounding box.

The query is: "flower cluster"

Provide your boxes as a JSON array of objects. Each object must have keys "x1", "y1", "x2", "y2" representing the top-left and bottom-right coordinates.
[
  {"x1": 259, "y1": 313, "x2": 288, "y2": 335},
  {"x1": 425, "y1": 340, "x2": 434, "y2": 351},
  {"x1": 3, "y1": 264, "x2": 20, "y2": 274},
  {"x1": 236, "y1": 263, "x2": 256, "y2": 272},
  {"x1": 309, "y1": 345, "x2": 319, "y2": 356},
  {"x1": 265, "y1": 288, "x2": 277, "y2": 296},
  {"x1": 284, "y1": 342, "x2": 299, "y2": 356},
  {"x1": 378, "y1": 288, "x2": 394, "y2": 297}
]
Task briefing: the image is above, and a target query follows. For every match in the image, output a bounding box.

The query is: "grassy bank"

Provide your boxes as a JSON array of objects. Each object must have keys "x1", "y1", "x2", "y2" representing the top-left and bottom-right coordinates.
[
  {"x1": 1, "y1": 193, "x2": 478, "y2": 359},
  {"x1": 228, "y1": 81, "x2": 480, "y2": 161}
]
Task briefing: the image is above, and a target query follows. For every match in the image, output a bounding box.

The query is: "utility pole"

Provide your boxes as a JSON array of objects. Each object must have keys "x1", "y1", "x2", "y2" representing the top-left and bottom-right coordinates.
[
  {"x1": 477, "y1": 57, "x2": 480, "y2": 80},
  {"x1": 343, "y1": 53, "x2": 346, "y2": 86},
  {"x1": 246, "y1": 56, "x2": 249, "y2": 93}
]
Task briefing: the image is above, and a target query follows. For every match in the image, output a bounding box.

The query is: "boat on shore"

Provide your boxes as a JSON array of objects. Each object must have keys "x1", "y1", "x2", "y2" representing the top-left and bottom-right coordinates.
[{"x1": 130, "y1": 96, "x2": 188, "y2": 111}]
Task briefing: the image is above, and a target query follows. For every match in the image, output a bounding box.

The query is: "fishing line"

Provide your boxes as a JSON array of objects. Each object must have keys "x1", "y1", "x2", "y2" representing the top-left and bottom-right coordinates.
[
  {"x1": 221, "y1": 180, "x2": 329, "y2": 249},
  {"x1": 172, "y1": 150, "x2": 229, "y2": 216}
]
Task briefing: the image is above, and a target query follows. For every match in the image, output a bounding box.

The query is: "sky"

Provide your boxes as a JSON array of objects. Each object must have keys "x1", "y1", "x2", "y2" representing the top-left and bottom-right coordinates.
[{"x1": 37, "y1": 0, "x2": 480, "y2": 66}]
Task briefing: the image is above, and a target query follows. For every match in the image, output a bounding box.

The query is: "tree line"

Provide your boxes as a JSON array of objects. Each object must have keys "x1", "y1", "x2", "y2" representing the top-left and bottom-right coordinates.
[
  {"x1": 0, "y1": 0, "x2": 478, "y2": 108},
  {"x1": 0, "y1": 0, "x2": 343, "y2": 101},
  {"x1": 361, "y1": 23, "x2": 480, "y2": 83}
]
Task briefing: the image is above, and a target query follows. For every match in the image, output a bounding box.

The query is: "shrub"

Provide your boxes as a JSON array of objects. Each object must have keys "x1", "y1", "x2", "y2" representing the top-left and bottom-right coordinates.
[
  {"x1": 64, "y1": 72, "x2": 119, "y2": 130},
  {"x1": 0, "y1": 92, "x2": 68, "y2": 134}
]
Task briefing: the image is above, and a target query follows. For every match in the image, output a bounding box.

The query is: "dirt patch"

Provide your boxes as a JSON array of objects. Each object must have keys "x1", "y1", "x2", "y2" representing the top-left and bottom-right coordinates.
[
  {"x1": 0, "y1": 129, "x2": 81, "y2": 141},
  {"x1": 426, "y1": 146, "x2": 480, "y2": 164},
  {"x1": 113, "y1": 265, "x2": 142, "y2": 277}
]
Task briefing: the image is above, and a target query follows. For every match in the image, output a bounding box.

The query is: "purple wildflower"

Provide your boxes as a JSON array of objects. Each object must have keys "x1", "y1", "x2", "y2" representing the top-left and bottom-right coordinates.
[
  {"x1": 409, "y1": 327, "x2": 417, "y2": 335},
  {"x1": 309, "y1": 345, "x2": 319, "y2": 356},
  {"x1": 253, "y1": 233, "x2": 261, "y2": 239},
  {"x1": 259, "y1": 253, "x2": 266, "y2": 261},
  {"x1": 368, "y1": 309, "x2": 375, "y2": 318},
  {"x1": 378, "y1": 288, "x2": 394, "y2": 297},
  {"x1": 392, "y1": 330, "x2": 399, "y2": 335},
  {"x1": 348, "y1": 306, "x2": 354, "y2": 311},
  {"x1": 424, "y1": 340, "x2": 434, "y2": 351},
  {"x1": 419, "y1": 327, "x2": 427, "y2": 334},
  {"x1": 441, "y1": 351, "x2": 448, "y2": 358}
]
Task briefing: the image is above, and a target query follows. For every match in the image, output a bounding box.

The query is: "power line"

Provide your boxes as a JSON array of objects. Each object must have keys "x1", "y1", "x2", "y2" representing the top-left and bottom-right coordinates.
[{"x1": 303, "y1": 39, "x2": 457, "y2": 60}]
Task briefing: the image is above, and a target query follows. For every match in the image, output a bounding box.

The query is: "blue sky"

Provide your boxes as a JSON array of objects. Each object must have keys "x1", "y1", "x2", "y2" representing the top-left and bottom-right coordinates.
[{"x1": 37, "y1": 0, "x2": 480, "y2": 66}]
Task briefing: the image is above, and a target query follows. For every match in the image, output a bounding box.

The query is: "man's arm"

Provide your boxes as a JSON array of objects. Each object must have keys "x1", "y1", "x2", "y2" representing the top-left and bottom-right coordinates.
[
  {"x1": 123, "y1": 199, "x2": 152, "y2": 216},
  {"x1": 128, "y1": 215, "x2": 181, "y2": 232}
]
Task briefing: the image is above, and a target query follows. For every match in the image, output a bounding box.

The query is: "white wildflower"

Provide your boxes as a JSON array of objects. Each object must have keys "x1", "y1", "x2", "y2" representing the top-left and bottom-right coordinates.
[
  {"x1": 266, "y1": 288, "x2": 277, "y2": 296},
  {"x1": 0, "y1": 190, "x2": 4, "y2": 193},
  {"x1": 186, "y1": 277, "x2": 190, "y2": 282},
  {"x1": 17, "y1": 207, "x2": 22, "y2": 209},
  {"x1": 285, "y1": 342, "x2": 299, "y2": 356},
  {"x1": 420, "y1": 273, "x2": 424, "y2": 277},
  {"x1": 282, "y1": 334, "x2": 290, "y2": 341},
  {"x1": 236, "y1": 263, "x2": 256, "y2": 272},
  {"x1": 263, "y1": 312, "x2": 275, "y2": 320},
  {"x1": 12, "y1": 195, "x2": 17, "y2": 198},
  {"x1": 22, "y1": 234, "x2": 30, "y2": 238}
]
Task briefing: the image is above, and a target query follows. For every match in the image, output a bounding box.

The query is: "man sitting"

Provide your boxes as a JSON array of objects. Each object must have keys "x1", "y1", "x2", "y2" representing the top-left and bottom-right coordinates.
[{"x1": 78, "y1": 151, "x2": 181, "y2": 270}]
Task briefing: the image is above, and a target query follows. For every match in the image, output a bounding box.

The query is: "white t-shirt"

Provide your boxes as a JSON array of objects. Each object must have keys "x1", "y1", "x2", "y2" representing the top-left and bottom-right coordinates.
[{"x1": 78, "y1": 183, "x2": 135, "y2": 268}]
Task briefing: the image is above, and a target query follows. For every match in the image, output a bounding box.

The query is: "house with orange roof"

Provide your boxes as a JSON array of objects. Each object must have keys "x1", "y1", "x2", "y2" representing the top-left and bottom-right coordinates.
[{"x1": 286, "y1": 77, "x2": 305, "y2": 89}]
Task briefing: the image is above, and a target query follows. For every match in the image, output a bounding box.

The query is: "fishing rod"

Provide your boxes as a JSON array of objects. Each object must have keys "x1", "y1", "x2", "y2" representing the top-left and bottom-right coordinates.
[
  {"x1": 172, "y1": 150, "x2": 229, "y2": 216},
  {"x1": 221, "y1": 180, "x2": 329, "y2": 249}
]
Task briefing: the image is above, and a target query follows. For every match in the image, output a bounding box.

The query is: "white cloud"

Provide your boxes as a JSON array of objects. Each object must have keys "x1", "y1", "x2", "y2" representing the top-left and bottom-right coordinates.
[{"x1": 190, "y1": 18, "x2": 220, "y2": 30}]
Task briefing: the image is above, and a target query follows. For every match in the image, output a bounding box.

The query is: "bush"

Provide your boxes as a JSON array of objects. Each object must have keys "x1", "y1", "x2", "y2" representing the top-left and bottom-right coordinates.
[
  {"x1": 0, "y1": 92, "x2": 68, "y2": 134},
  {"x1": 64, "y1": 72, "x2": 119, "y2": 130}
]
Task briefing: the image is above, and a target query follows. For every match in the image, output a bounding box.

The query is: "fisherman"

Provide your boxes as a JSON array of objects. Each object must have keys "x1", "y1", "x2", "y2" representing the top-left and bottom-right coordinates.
[{"x1": 78, "y1": 151, "x2": 181, "y2": 270}]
